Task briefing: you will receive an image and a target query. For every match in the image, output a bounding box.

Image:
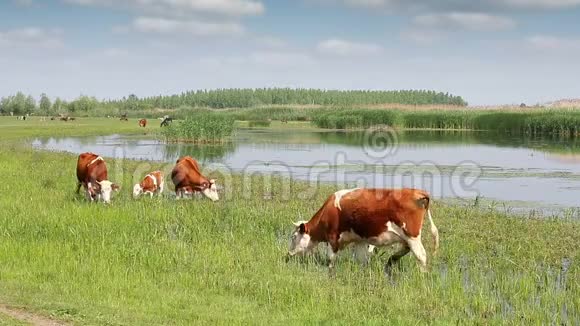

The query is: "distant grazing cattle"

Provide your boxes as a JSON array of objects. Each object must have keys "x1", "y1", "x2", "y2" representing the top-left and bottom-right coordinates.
[
  {"x1": 76, "y1": 152, "x2": 119, "y2": 203},
  {"x1": 17, "y1": 115, "x2": 26, "y2": 121},
  {"x1": 171, "y1": 156, "x2": 219, "y2": 201},
  {"x1": 160, "y1": 116, "x2": 172, "y2": 127},
  {"x1": 133, "y1": 171, "x2": 164, "y2": 198},
  {"x1": 59, "y1": 116, "x2": 75, "y2": 121},
  {"x1": 288, "y1": 188, "x2": 439, "y2": 273},
  {"x1": 138, "y1": 118, "x2": 147, "y2": 127},
  {"x1": 120, "y1": 113, "x2": 128, "y2": 121}
]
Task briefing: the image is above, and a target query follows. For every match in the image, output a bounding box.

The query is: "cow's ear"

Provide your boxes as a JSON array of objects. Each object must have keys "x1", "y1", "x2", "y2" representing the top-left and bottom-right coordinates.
[
  {"x1": 112, "y1": 184, "x2": 120, "y2": 191},
  {"x1": 299, "y1": 223, "x2": 307, "y2": 234}
]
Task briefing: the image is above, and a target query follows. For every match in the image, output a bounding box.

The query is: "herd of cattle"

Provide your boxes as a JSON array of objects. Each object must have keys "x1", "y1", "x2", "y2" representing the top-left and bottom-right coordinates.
[{"x1": 75, "y1": 152, "x2": 439, "y2": 274}]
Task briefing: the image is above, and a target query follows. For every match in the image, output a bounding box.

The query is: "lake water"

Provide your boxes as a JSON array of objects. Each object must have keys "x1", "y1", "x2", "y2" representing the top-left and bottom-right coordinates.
[{"x1": 32, "y1": 129, "x2": 580, "y2": 211}]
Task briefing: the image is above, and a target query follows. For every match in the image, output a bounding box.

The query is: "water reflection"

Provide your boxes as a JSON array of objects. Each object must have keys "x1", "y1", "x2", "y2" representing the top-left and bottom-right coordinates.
[{"x1": 31, "y1": 129, "x2": 580, "y2": 210}]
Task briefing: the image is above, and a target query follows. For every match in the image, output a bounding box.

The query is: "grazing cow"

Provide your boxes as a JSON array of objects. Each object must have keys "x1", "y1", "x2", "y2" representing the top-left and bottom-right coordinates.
[
  {"x1": 160, "y1": 116, "x2": 172, "y2": 127},
  {"x1": 171, "y1": 156, "x2": 219, "y2": 201},
  {"x1": 76, "y1": 152, "x2": 119, "y2": 203},
  {"x1": 288, "y1": 188, "x2": 439, "y2": 273},
  {"x1": 133, "y1": 171, "x2": 164, "y2": 198},
  {"x1": 138, "y1": 118, "x2": 147, "y2": 127},
  {"x1": 120, "y1": 113, "x2": 128, "y2": 121}
]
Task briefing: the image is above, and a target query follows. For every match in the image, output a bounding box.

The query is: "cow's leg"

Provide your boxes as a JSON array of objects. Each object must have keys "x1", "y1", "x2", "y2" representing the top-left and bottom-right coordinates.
[
  {"x1": 158, "y1": 183, "x2": 164, "y2": 196},
  {"x1": 384, "y1": 244, "x2": 410, "y2": 274},
  {"x1": 353, "y1": 242, "x2": 372, "y2": 265},
  {"x1": 327, "y1": 236, "x2": 340, "y2": 272},
  {"x1": 407, "y1": 236, "x2": 427, "y2": 272}
]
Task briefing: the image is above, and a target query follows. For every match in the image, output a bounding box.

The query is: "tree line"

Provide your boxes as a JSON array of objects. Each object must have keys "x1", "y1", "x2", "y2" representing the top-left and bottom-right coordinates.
[{"x1": 0, "y1": 88, "x2": 467, "y2": 115}]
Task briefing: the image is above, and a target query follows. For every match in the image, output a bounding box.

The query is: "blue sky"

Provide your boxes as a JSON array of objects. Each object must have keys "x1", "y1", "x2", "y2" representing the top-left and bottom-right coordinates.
[{"x1": 1, "y1": 0, "x2": 579, "y2": 105}]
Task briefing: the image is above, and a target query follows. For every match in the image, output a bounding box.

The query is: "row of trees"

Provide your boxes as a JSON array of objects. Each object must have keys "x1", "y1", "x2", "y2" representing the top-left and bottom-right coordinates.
[
  {"x1": 0, "y1": 92, "x2": 98, "y2": 115},
  {"x1": 0, "y1": 88, "x2": 467, "y2": 116},
  {"x1": 104, "y1": 88, "x2": 467, "y2": 110}
]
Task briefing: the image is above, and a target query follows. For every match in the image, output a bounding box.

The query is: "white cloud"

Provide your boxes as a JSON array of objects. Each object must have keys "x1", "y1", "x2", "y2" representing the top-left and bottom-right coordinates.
[
  {"x1": 413, "y1": 12, "x2": 516, "y2": 31},
  {"x1": 526, "y1": 35, "x2": 580, "y2": 50},
  {"x1": 63, "y1": 0, "x2": 264, "y2": 16},
  {"x1": 317, "y1": 39, "x2": 382, "y2": 56},
  {"x1": 321, "y1": 0, "x2": 580, "y2": 11},
  {"x1": 132, "y1": 16, "x2": 245, "y2": 37},
  {"x1": 0, "y1": 27, "x2": 64, "y2": 48}
]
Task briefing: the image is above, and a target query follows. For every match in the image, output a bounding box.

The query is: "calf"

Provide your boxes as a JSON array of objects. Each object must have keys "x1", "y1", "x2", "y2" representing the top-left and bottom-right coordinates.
[
  {"x1": 133, "y1": 171, "x2": 164, "y2": 198},
  {"x1": 76, "y1": 152, "x2": 119, "y2": 203},
  {"x1": 138, "y1": 118, "x2": 147, "y2": 127},
  {"x1": 288, "y1": 188, "x2": 439, "y2": 273},
  {"x1": 171, "y1": 156, "x2": 219, "y2": 201}
]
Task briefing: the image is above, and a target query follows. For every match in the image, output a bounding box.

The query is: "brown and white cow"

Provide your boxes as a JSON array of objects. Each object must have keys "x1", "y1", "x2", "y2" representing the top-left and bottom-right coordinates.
[
  {"x1": 76, "y1": 152, "x2": 119, "y2": 203},
  {"x1": 138, "y1": 119, "x2": 147, "y2": 127},
  {"x1": 133, "y1": 171, "x2": 164, "y2": 198},
  {"x1": 288, "y1": 188, "x2": 439, "y2": 273},
  {"x1": 171, "y1": 156, "x2": 219, "y2": 201}
]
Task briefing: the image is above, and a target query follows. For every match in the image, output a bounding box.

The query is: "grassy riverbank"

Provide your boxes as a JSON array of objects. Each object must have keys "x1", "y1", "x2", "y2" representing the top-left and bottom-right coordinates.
[{"x1": 0, "y1": 117, "x2": 578, "y2": 324}]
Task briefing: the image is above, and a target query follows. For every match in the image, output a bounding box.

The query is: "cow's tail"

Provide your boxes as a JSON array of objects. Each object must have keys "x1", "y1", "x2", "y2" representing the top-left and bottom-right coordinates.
[
  {"x1": 426, "y1": 208, "x2": 439, "y2": 253},
  {"x1": 418, "y1": 194, "x2": 439, "y2": 253}
]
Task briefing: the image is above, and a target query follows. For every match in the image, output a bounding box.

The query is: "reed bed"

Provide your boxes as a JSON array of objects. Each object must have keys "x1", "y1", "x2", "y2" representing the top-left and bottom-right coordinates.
[
  {"x1": 312, "y1": 108, "x2": 580, "y2": 136},
  {"x1": 161, "y1": 111, "x2": 235, "y2": 143}
]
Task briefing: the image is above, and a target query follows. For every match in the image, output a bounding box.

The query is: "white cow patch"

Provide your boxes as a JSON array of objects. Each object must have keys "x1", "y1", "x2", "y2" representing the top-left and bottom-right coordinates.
[
  {"x1": 367, "y1": 223, "x2": 402, "y2": 247},
  {"x1": 133, "y1": 184, "x2": 143, "y2": 197},
  {"x1": 333, "y1": 188, "x2": 359, "y2": 211},
  {"x1": 87, "y1": 156, "x2": 103, "y2": 166},
  {"x1": 146, "y1": 174, "x2": 157, "y2": 187},
  {"x1": 386, "y1": 221, "x2": 427, "y2": 271}
]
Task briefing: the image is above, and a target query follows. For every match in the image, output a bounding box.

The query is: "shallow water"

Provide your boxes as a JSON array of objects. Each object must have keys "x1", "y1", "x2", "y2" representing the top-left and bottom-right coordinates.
[{"x1": 32, "y1": 129, "x2": 580, "y2": 211}]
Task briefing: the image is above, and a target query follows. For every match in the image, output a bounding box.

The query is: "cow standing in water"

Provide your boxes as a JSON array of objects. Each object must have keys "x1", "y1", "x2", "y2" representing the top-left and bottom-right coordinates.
[
  {"x1": 133, "y1": 171, "x2": 164, "y2": 198},
  {"x1": 288, "y1": 188, "x2": 439, "y2": 273},
  {"x1": 138, "y1": 119, "x2": 147, "y2": 127},
  {"x1": 76, "y1": 152, "x2": 119, "y2": 203},
  {"x1": 171, "y1": 156, "x2": 219, "y2": 201}
]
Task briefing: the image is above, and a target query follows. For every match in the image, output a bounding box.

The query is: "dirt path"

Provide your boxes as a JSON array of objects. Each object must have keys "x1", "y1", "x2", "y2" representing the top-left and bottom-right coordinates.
[{"x1": 0, "y1": 304, "x2": 68, "y2": 326}]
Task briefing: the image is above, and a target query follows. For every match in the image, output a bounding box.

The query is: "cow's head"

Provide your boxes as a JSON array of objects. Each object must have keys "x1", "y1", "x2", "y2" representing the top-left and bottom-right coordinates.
[
  {"x1": 133, "y1": 184, "x2": 143, "y2": 197},
  {"x1": 200, "y1": 179, "x2": 219, "y2": 201},
  {"x1": 96, "y1": 180, "x2": 119, "y2": 203},
  {"x1": 288, "y1": 221, "x2": 313, "y2": 257}
]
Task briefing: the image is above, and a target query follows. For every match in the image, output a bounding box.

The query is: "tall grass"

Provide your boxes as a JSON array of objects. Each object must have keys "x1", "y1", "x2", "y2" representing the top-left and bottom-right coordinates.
[
  {"x1": 161, "y1": 111, "x2": 235, "y2": 143},
  {"x1": 0, "y1": 146, "x2": 578, "y2": 324},
  {"x1": 312, "y1": 108, "x2": 580, "y2": 136}
]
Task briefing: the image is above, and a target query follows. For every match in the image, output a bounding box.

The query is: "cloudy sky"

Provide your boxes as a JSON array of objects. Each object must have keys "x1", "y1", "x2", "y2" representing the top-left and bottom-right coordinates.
[{"x1": 1, "y1": 0, "x2": 579, "y2": 105}]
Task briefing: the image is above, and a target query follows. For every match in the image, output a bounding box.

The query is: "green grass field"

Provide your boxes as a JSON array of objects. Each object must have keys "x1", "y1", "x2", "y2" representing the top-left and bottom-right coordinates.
[{"x1": 0, "y1": 117, "x2": 578, "y2": 324}]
